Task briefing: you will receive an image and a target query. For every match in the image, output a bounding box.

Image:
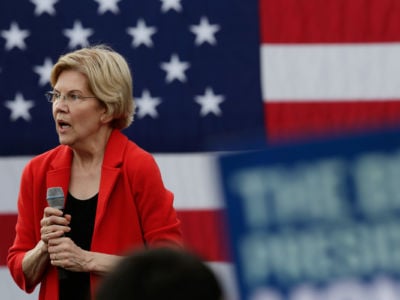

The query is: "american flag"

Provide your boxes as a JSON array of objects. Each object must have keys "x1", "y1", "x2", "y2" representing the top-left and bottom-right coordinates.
[{"x1": 1, "y1": 0, "x2": 400, "y2": 299}]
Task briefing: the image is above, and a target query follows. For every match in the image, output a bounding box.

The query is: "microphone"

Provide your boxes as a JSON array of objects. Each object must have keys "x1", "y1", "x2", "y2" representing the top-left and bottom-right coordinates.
[
  {"x1": 46, "y1": 187, "x2": 65, "y2": 211},
  {"x1": 46, "y1": 187, "x2": 68, "y2": 280}
]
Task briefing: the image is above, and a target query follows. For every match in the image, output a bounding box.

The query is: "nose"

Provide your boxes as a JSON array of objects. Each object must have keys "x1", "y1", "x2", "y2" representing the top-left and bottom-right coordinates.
[{"x1": 53, "y1": 97, "x2": 69, "y2": 112}]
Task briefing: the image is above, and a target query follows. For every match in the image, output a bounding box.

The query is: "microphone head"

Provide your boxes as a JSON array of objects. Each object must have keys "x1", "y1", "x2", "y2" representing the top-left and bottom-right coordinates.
[{"x1": 46, "y1": 187, "x2": 65, "y2": 210}]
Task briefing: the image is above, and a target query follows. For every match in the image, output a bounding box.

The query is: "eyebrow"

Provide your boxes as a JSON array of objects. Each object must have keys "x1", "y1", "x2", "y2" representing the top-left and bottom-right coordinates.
[{"x1": 53, "y1": 89, "x2": 84, "y2": 94}]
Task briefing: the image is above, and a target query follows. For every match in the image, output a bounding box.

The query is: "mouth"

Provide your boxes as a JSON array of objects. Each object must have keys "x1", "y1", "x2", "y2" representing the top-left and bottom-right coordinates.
[{"x1": 57, "y1": 120, "x2": 71, "y2": 131}]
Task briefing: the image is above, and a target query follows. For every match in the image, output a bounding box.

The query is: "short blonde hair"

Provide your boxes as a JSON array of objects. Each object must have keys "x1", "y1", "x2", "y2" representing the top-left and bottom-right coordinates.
[{"x1": 50, "y1": 45, "x2": 135, "y2": 129}]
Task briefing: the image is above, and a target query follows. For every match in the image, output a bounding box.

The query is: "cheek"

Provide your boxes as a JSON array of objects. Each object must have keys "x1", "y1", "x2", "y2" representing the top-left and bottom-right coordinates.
[
  {"x1": 52, "y1": 106, "x2": 57, "y2": 119},
  {"x1": 76, "y1": 110, "x2": 103, "y2": 127}
]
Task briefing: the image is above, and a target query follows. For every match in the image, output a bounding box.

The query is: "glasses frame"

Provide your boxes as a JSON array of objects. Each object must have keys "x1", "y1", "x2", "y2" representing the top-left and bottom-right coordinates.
[{"x1": 45, "y1": 91, "x2": 97, "y2": 104}]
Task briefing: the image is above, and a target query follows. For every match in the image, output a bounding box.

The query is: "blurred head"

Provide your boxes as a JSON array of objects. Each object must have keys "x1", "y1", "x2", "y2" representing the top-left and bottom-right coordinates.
[
  {"x1": 95, "y1": 247, "x2": 224, "y2": 300},
  {"x1": 50, "y1": 45, "x2": 135, "y2": 129}
]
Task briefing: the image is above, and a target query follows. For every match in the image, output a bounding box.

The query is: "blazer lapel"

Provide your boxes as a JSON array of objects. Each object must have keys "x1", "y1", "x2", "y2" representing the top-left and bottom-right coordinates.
[
  {"x1": 46, "y1": 146, "x2": 72, "y2": 199},
  {"x1": 95, "y1": 130, "x2": 127, "y2": 229},
  {"x1": 44, "y1": 131, "x2": 128, "y2": 233}
]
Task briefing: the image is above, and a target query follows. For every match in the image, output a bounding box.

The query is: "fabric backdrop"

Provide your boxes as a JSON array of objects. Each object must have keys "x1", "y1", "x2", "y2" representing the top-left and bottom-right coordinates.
[{"x1": 1, "y1": 0, "x2": 400, "y2": 299}]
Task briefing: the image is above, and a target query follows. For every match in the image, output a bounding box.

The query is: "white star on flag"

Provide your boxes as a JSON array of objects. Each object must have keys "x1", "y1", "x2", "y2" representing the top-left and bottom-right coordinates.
[
  {"x1": 1, "y1": 22, "x2": 30, "y2": 51},
  {"x1": 33, "y1": 57, "x2": 53, "y2": 86},
  {"x1": 63, "y1": 20, "x2": 94, "y2": 49},
  {"x1": 94, "y1": 0, "x2": 121, "y2": 15},
  {"x1": 195, "y1": 87, "x2": 225, "y2": 117},
  {"x1": 30, "y1": 0, "x2": 59, "y2": 16},
  {"x1": 127, "y1": 19, "x2": 157, "y2": 48},
  {"x1": 190, "y1": 16, "x2": 220, "y2": 46},
  {"x1": 4, "y1": 93, "x2": 35, "y2": 121},
  {"x1": 160, "y1": 0, "x2": 182, "y2": 13},
  {"x1": 160, "y1": 53, "x2": 190, "y2": 83},
  {"x1": 136, "y1": 89, "x2": 162, "y2": 119}
]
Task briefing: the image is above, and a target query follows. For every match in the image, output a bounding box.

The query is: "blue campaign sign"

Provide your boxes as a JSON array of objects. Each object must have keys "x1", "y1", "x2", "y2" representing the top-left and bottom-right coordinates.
[{"x1": 218, "y1": 129, "x2": 400, "y2": 300}]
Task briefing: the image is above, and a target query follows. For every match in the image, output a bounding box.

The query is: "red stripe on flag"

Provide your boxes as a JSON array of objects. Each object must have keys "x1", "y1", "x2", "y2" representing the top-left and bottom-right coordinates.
[
  {"x1": 265, "y1": 101, "x2": 400, "y2": 142},
  {"x1": 0, "y1": 210, "x2": 229, "y2": 267},
  {"x1": 260, "y1": 0, "x2": 400, "y2": 43},
  {"x1": 177, "y1": 209, "x2": 231, "y2": 262},
  {"x1": 0, "y1": 214, "x2": 17, "y2": 266}
]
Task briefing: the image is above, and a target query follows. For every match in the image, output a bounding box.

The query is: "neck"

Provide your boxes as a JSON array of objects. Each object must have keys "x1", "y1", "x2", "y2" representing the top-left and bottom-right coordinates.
[
  {"x1": 71, "y1": 128, "x2": 113, "y2": 171},
  {"x1": 72, "y1": 151, "x2": 104, "y2": 172}
]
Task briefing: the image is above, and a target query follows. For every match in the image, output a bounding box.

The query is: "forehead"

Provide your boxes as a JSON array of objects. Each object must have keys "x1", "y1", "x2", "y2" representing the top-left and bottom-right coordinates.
[{"x1": 54, "y1": 69, "x2": 90, "y2": 92}]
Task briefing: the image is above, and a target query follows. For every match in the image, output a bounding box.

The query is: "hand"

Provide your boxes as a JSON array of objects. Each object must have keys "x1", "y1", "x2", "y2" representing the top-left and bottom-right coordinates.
[
  {"x1": 40, "y1": 207, "x2": 71, "y2": 245},
  {"x1": 48, "y1": 237, "x2": 91, "y2": 272}
]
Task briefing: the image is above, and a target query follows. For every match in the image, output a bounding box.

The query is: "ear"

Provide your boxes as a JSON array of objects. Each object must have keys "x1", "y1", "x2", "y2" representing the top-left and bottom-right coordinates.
[{"x1": 100, "y1": 111, "x2": 113, "y2": 124}]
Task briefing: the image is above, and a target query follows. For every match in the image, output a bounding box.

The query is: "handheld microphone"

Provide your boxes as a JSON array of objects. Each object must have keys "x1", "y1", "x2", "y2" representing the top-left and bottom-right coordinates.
[
  {"x1": 46, "y1": 187, "x2": 65, "y2": 211},
  {"x1": 46, "y1": 187, "x2": 68, "y2": 280}
]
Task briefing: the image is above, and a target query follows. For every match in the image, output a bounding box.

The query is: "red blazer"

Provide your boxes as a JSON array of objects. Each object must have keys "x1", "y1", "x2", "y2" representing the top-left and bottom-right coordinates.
[{"x1": 7, "y1": 130, "x2": 183, "y2": 299}]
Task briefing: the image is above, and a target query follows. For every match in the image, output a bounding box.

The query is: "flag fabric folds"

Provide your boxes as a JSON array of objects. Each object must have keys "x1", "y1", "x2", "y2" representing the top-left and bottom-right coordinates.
[
  {"x1": 0, "y1": 1, "x2": 261, "y2": 299},
  {"x1": 2, "y1": 0, "x2": 400, "y2": 299},
  {"x1": 0, "y1": 0, "x2": 264, "y2": 155},
  {"x1": 260, "y1": 0, "x2": 400, "y2": 142}
]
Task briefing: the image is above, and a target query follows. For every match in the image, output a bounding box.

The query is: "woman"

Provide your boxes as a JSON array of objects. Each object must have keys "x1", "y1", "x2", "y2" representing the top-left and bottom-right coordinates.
[{"x1": 7, "y1": 45, "x2": 183, "y2": 300}]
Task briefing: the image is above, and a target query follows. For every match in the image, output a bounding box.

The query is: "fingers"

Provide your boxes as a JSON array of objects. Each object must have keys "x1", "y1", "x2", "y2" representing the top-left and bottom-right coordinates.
[
  {"x1": 40, "y1": 216, "x2": 70, "y2": 245},
  {"x1": 40, "y1": 218, "x2": 49, "y2": 228},
  {"x1": 41, "y1": 215, "x2": 70, "y2": 231},
  {"x1": 50, "y1": 252, "x2": 65, "y2": 269},
  {"x1": 41, "y1": 228, "x2": 65, "y2": 244},
  {"x1": 50, "y1": 252, "x2": 61, "y2": 262},
  {"x1": 40, "y1": 221, "x2": 52, "y2": 244},
  {"x1": 44, "y1": 206, "x2": 64, "y2": 217},
  {"x1": 48, "y1": 239, "x2": 76, "y2": 270}
]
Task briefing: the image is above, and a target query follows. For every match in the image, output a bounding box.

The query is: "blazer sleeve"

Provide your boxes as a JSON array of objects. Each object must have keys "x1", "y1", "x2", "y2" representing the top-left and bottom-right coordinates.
[
  {"x1": 128, "y1": 151, "x2": 183, "y2": 247},
  {"x1": 7, "y1": 160, "x2": 45, "y2": 293}
]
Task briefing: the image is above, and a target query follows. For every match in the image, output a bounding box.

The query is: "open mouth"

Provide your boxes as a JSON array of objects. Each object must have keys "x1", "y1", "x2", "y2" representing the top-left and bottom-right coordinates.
[{"x1": 58, "y1": 120, "x2": 71, "y2": 129}]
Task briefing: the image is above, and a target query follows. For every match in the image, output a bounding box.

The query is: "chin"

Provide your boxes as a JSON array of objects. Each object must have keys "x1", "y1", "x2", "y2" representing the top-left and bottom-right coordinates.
[{"x1": 58, "y1": 136, "x2": 72, "y2": 146}]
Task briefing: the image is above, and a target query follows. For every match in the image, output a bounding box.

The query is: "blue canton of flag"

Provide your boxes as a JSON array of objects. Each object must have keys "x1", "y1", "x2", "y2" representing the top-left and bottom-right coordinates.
[{"x1": 0, "y1": 0, "x2": 265, "y2": 155}]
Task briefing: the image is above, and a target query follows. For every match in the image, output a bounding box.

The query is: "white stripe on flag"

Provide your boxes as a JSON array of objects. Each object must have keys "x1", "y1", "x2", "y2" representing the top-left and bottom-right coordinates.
[
  {"x1": 1, "y1": 264, "x2": 238, "y2": 300},
  {"x1": 154, "y1": 153, "x2": 225, "y2": 210},
  {"x1": 208, "y1": 262, "x2": 239, "y2": 300},
  {"x1": 0, "y1": 157, "x2": 30, "y2": 213},
  {"x1": 0, "y1": 267, "x2": 38, "y2": 299},
  {"x1": 261, "y1": 43, "x2": 400, "y2": 101},
  {"x1": 0, "y1": 153, "x2": 224, "y2": 212}
]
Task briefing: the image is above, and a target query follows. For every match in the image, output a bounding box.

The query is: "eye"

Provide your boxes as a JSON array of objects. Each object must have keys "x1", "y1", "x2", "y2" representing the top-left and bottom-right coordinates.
[
  {"x1": 69, "y1": 93, "x2": 81, "y2": 101},
  {"x1": 53, "y1": 92, "x2": 61, "y2": 99}
]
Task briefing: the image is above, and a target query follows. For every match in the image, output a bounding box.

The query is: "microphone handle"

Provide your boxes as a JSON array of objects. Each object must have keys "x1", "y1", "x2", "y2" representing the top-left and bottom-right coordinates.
[{"x1": 58, "y1": 267, "x2": 68, "y2": 280}]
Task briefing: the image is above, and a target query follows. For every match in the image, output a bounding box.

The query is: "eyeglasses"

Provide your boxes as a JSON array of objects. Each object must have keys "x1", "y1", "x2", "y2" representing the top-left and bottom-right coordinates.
[{"x1": 45, "y1": 91, "x2": 97, "y2": 104}]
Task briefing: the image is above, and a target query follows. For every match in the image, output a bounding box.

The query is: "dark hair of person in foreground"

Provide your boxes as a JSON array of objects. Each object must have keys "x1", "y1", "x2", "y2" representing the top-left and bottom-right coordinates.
[{"x1": 95, "y1": 247, "x2": 223, "y2": 300}]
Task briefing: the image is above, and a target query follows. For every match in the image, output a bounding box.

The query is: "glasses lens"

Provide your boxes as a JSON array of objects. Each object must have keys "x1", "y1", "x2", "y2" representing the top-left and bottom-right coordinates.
[{"x1": 45, "y1": 92, "x2": 53, "y2": 102}]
